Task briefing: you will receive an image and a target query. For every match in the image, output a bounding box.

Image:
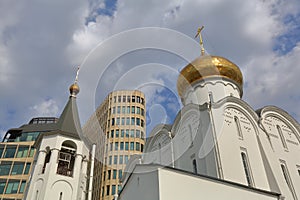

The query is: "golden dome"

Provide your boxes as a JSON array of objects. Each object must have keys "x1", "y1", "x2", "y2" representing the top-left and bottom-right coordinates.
[
  {"x1": 69, "y1": 83, "x2": 80, "y2": 96},
  {"x1": 177, "y1": 55, "x2": 243, "y2": 97}
]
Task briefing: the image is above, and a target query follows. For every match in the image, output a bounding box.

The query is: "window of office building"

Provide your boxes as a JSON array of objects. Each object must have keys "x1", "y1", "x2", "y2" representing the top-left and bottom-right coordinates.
[
  {"x1": 136, "y1": 130, "x2": 141, "y2": 138},
  {"x1": 11, "y1": 162, "x2": 24, "y2": 175},
  {"x1": 120, "y1": 142, "x2": 124, "y2": 151},
  {"x1": 119, "y1": 170, "x2": 123, "y2": 179},
  {"x1": 119, "y1": 155, "x2": 123, "y2": 164},
  {"x1": 114, "y1": 156, "x2": 118, "y2": 164},
  {"x1": 118, "y1": 96, "x2": 121, "y2": 103},
  {"x1": 127, "y1": 106, "x2": 130, "y2": 114},
  {"x1": 116, "y1": 130, "x2": 119, "y2": 138},
  {"x1": 126, "y1": 130, "x2": 129, "y2": 138},
  {"x1": 107, "y1": 170, "x2": 111, "y2": 179},
  {"x1": 115, "y1": 142, "x2": 119, "y2": 151},
  {"x1": 141, "y1": 120, "x2": 144, "y2": 127},
  {"x1": 113, "y1": 170, "x2": 117, "y2": 179},
  {"x1": 19, "y1": 180, "x2": 26, "y2": 194},
  {"x1": 5, "y1": 180, "x2": 19, "y2": 194},
  {"x1": 127, "y1": 96, "x2": 131, "y2": 102},
  {"x1": 125, "y1": 155, "x2": 129, "y2": 164},
  {"x1": 24, "y1": 163, "x2": 31, "y2": 174},
  {"x1": 137, "y1": 96, "x2": 140, "y2": 103},
  {"x1": 136, "y1": 107, "x2": 140, "y2": 114},
  {"x1": 136, "y1": 118, "x2": 140, "y2": 126},
  {"x1": 141, "y1": 108, "x2": 144, "y2": 116},
  {"x1": 109, "y1": 156, "x2": 112, "y2": 165},
  {"x1": 0, "y1": 179, "x2": 6, "y2": 194},
  {"x1": 29, "y1": 147, "x2": 35, "y2": 157},
  {"x1": 4, "y1": 146, "x2": 17, "y2": 158},
  {"x1": 106, "y1": 185, "x2": 110, "y2": 196},
  {"x1": 130, "y1": 142, "x2": 134, "y2": 151},
  {"x1": 112, "y1": 107, "x2": 116, "y2": 114},
  {"x1": 112, "y1": 185, "x2": 116, "y2": 195},
  {"x1": 125, "y1": 142, "x2": 129, "y2": 151},
  {"x1": 126, "y1": 117, "x2": 130, "y2": 125},
  {"x1": 116, "y1": 118, "x2": 120, "y2": 125},
  {"x1": 0, "y1": 145, "x2": 4, "y2": 158},
  {"x1": 122, "y1": 106, "x2": 126, "y2": 114},
  {"x1": 136, "y1": 143, "x2": 140, "y2": 151},
  {"x1": 132, "y1": 96, "x2": 135, "y2": 102},
  {"x1": 130, "y1": 129, "x2": 135, "y2": 138},
  {"x1": 131, "y1": 106, "x2": 135, "y2": 114},
  {"x1": 0, "y1": 162, "x2": 12, "y2": 176},
  {"x1": 141, "y1": 98, "x2": 144, "y2": 105},
  {"x1": 111, "y1": 130, "x2": 114, "y2": 138},
  {"x1": 122, "y1": 96, "x2": 126, "y2": 103},
  {"x1": 131, "y1": 117, "x2": 135, "y2": 125},
  {"x1": 121, "y1": 129, "x2": 125, "y2": 137}
]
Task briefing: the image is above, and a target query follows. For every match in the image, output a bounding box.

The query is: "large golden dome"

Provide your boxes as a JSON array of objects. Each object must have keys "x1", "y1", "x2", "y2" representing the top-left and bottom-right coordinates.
[{"x1": 177, "y1": 55, "x2": 243, "y2": 97}]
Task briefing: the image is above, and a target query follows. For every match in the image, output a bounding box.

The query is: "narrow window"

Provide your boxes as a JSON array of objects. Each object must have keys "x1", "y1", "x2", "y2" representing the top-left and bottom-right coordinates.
[
  {"x1": 280, "y1": 161, "x2": 297, "y2": 199},
  {"x1": 241, "y1": 152, "x2": 253, "y2": 186},
  {"x1": 192, "y1": 159, "x2": 197, "y2": 174},
  {"x1": 277, "y1": 125, "x2": 288, "y2": 150},
  {"x1": 106, "y1": 185, "x2": 110, "y2": 196},
  {"x1": 234, "y1": 116, "x2": 243, "y2": 139},
  {"x1": 43, "y1": 149, "x2": 51, "y2": 174},
  {"x1": 113, "y1": 169, "x2": 117, "y2": 179},
  {"x1": 59, "y1": 192, "x2": 63, "y2": 200}
]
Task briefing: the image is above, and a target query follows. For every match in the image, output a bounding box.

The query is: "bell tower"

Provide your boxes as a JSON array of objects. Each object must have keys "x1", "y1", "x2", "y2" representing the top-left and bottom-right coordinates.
[{"x1": 25, "y1": 69, "x2": 90, "y2": 200}]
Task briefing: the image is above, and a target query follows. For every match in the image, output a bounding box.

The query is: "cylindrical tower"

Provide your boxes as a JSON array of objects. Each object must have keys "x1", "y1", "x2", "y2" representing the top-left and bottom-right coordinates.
[{"x1": 88, "y1": 90, "x2": 146, "y2": 200}]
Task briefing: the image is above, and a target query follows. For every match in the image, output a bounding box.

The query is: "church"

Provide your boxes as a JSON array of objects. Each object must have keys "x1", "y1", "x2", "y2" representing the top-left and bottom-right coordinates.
[{"x1": 119, "y1": 30, "x2": 300, "y2": 200}]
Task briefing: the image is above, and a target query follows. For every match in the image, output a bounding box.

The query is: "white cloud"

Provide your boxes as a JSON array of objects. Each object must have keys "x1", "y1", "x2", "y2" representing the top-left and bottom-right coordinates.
[
  {"x1": 0, "y1": 0, "x2": 300, "y2": 138},
  {"x1": 30, "y1": 99, "x2": 59, "y2": 117}
]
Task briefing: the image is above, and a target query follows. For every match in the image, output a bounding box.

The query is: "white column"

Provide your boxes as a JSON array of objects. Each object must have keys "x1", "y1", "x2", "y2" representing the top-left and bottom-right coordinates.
[
  {"x1": 73, "y1": 154, "x2": 83, "y2": 179},
  {"x1": 48, "y1": 149, "x2": 59, "y2": 175}
]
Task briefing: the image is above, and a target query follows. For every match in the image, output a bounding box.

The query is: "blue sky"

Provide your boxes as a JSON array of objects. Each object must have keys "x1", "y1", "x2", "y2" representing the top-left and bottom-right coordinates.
[{"x1": 0, "y1": 0, "x2": 300, "y2": 138}]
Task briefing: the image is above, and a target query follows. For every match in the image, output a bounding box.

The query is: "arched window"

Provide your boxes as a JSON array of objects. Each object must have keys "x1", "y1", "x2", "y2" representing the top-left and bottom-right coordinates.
[
  {"x1": 241, "y1": 152, "x2": 253, "y2": 186},
  {"x1": 277, "y1": 125, "x2": 288, "y2": 150},
  {"x1": 57, "y1": 140, "x2": 76, "y2": 177},
  {"x1": 42, "y1": 147, "x2": 51, "y2": 174},
  {"x1": 234, "y1": 116, "x2": 243, "y2": 139},
  {"x1": 280, "y1": 161, "x2": 297, "y2": 199}
]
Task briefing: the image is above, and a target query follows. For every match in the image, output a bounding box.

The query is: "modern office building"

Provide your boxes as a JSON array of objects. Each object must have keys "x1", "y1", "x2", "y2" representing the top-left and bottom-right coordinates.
[
  {"x1": 0, "y1": 117, "x2": 58, "y2": 200},
  {"x1": 83, "y1": 90, "x2": 146, "y2": 200},
  {"x1": 120, "y1": 35, "x2": 300, "y2": 199}
]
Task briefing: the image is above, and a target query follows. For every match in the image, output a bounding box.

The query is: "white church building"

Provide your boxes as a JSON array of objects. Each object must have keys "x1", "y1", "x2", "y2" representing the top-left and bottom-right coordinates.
[{"x1": 120, "y1": 43, "x2": 300, "y2": 199}]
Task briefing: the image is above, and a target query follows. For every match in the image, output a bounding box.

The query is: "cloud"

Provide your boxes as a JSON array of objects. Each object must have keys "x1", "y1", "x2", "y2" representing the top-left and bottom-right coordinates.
[
  {"x1": 30, "y1": 99, "x2": 59, "y2": 117},
  {"x1": 0, "y1": 0, "x2": 300, "y2": 139}
]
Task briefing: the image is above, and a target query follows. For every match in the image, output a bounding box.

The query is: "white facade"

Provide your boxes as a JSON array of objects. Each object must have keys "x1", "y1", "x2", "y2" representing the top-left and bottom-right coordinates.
[{"x1": 26, "y1": 134, "x2": 89, "y2": 200}]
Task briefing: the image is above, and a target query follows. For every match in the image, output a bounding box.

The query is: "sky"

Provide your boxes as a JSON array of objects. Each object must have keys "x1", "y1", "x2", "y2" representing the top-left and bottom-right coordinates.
[{"x1": 0, "y1": 0, "x2": 300, "y2": 139}]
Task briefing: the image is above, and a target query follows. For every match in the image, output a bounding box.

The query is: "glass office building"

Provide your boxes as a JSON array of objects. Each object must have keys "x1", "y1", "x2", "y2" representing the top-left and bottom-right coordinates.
[{"x1": 0, "y1": 117, "x2": 58, "y2": 200}]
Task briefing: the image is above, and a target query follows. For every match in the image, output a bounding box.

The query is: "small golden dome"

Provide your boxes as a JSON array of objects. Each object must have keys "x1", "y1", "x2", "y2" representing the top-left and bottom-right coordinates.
[
  {"x1": 69, "y1": 83, "x2": 80, "y2": 96},
  {"x1": 177, "y1": 55, "x2": 243, "y2": 97}
]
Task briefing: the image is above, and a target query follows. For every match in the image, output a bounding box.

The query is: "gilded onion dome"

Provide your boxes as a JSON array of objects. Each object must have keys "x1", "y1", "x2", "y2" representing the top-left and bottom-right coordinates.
[
  {"x1": 177, "y1": 55, "x2": 243, "y2": 98},
  {"x1": 69, "y1": 83, "x2": 80, "y2": 96}
]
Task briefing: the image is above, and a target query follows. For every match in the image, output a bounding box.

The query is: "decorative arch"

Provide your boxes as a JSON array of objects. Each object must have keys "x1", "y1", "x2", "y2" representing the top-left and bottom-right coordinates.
[{"x1": 57, "y1": 140, "x2": 77, "y2": 177}]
